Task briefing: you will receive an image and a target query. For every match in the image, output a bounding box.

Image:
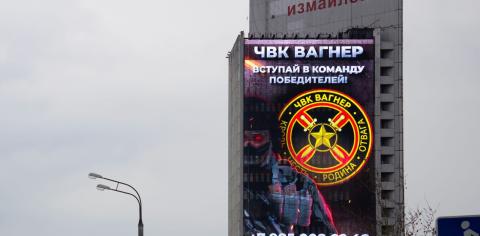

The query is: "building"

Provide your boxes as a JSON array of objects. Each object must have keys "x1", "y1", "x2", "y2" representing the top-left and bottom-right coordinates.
[{"x1": 229, "y1": 1, "x2": 403, "y2": 235}]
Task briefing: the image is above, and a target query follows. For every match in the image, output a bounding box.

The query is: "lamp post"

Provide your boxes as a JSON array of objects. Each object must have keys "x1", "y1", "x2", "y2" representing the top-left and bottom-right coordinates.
[{"x1": 89, "y1": 173, "x2": 143, "y2": 236}]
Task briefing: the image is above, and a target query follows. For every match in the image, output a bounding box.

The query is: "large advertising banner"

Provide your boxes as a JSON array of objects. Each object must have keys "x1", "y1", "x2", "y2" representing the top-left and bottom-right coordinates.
[{"x1": 243, "y1": 39, "x2": 375, "y2": 236}]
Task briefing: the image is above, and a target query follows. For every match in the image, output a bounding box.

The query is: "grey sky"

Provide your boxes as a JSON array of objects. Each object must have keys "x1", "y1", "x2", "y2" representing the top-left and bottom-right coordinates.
[
  {"x1": 404, "y1": 0, "x2": 480, "y2": 216},
  {"x1": 0, "y1": 0, "x2": 478, "y2": 235}
]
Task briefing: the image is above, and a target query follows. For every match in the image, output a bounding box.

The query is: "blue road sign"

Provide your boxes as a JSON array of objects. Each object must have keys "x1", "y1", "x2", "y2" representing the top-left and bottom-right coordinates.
[{"x1": 437, "y1": 215, "x2": 480, "y2": 236}]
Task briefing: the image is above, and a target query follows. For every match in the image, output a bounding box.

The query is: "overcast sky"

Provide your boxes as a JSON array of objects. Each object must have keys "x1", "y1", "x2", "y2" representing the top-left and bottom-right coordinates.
[{"x1": 0, "y1": 0, "x2": 478, "y2": 235}]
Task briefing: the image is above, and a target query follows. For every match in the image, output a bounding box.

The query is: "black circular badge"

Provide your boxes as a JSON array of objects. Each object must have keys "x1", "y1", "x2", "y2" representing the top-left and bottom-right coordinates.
[{"x1": 278, "y1": 89, "x2": 373, "y2": 186}]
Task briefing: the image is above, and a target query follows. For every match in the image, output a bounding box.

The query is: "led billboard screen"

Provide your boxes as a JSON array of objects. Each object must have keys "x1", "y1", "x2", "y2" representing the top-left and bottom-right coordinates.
[{"x1": 243, "y1": 39, "x2": 375, "y2": 236}]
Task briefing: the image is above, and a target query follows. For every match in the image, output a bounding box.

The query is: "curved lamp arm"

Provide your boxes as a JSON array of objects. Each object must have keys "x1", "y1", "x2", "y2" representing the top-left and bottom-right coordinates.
[{"x1": 89, "y1": 173, "x2": 142, "y2": 205}]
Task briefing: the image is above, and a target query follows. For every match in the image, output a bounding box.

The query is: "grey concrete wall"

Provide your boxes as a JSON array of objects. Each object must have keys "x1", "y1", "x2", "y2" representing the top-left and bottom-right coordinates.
[
  {"x1": 249, "y1": 1, "x2": 404, "y2": 235},
  {"x1": 228, "y1": 32, "x2": 244, "y2": 236}
]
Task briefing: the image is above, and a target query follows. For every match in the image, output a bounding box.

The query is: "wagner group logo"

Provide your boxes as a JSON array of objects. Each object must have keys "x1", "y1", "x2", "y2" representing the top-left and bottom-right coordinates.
[{"x1": 279, "y1": 89, "x2": 373, "y2": 186}]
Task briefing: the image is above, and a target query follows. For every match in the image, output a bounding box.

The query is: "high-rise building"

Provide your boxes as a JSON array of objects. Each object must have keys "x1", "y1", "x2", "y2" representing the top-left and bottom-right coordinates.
[{"x1": 229, "y1": 1, "x2": 403, "y2": 235}]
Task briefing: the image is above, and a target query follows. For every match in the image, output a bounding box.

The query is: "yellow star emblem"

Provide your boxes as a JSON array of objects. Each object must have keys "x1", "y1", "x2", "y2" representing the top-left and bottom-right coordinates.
[{"x1": 311, "y1": 125, "x2": 336, "y2": 148}]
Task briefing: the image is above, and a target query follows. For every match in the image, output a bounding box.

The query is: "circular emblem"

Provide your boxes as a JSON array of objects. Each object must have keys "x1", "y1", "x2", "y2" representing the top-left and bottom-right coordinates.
[{"x1": 279, "y1": 89, "x2": 373, "y2": 186}]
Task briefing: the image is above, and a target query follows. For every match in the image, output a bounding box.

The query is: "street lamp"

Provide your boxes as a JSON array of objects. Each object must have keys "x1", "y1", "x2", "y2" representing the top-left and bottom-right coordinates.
[
  {"x1": 89, "y1": 173, "x2": 143, "y2": 236},
  {"x1": 96, "y1": 184, "x2": 110, "y2": 191}
]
